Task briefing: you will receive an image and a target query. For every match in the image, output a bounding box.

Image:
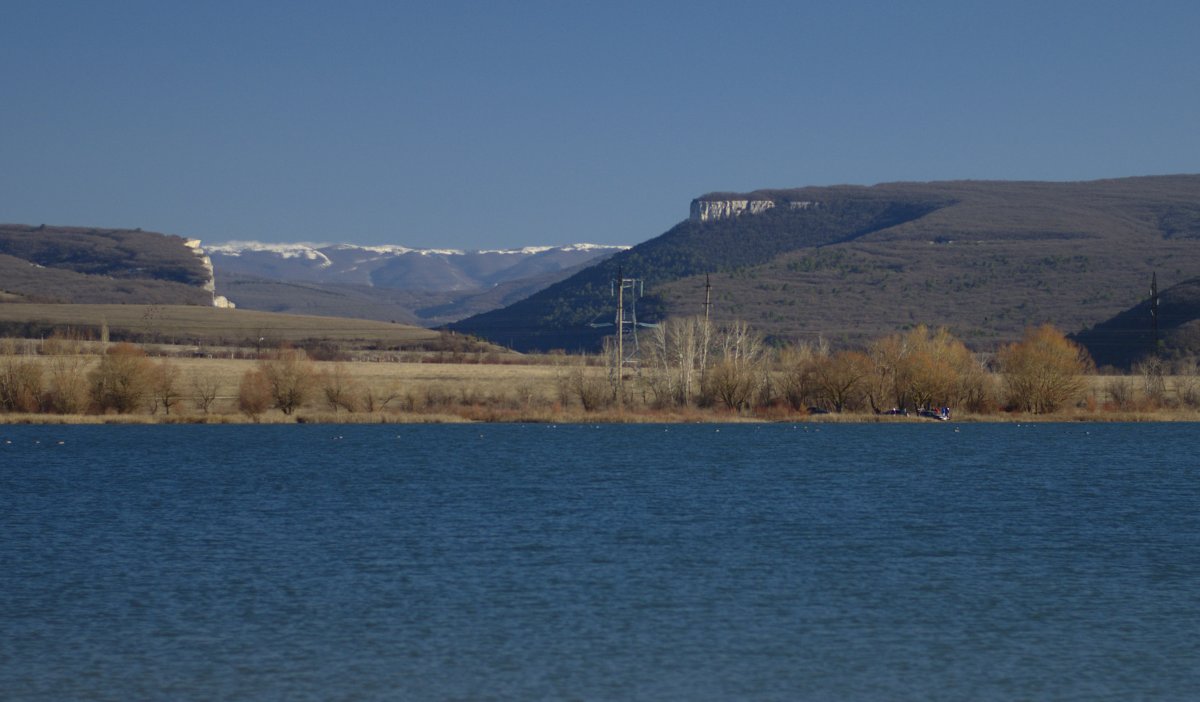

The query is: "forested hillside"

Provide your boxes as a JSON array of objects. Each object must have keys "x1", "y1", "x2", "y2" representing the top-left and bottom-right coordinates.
[{"x1": 451, "y1": 176, "x2": 1200, "y2": 353}]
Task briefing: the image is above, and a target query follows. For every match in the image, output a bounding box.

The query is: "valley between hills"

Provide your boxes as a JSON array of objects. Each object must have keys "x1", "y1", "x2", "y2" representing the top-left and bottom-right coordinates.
[{"x1": 4, "y1": 175, "x2": 1200, "y2": 423}]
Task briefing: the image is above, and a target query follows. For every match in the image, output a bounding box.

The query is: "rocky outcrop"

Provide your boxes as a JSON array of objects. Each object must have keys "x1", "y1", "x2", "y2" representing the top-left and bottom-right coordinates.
[
  {"x1": 183, "y1": 238, "x2": 236, "y2": 308},
  {"x1": 690, "y1": 199, "x2": 818, "y2": 222},
  {"x1": 690, "y1": 199, "x2": 775, "y2": 222}
]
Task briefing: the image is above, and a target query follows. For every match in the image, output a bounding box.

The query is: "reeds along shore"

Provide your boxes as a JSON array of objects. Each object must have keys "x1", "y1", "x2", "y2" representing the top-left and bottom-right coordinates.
[{"x1": 2, "y1": 326, "x2": 1199, "y2": 424}]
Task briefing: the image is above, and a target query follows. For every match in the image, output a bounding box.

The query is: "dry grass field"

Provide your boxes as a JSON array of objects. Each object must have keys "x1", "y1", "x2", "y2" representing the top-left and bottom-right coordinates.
[
  {"x1": 0, "y1": 351, "x2": 598, "y2": 422},
  {"x1": 0, "y1": 303, "x2": 444, "y2": 349},
  {"x1": 3, "y1": 341, "x2": 1200, "y2": 424},
  {"x1": 171, "y1": 356, "x2": 578, "y2": 413}
]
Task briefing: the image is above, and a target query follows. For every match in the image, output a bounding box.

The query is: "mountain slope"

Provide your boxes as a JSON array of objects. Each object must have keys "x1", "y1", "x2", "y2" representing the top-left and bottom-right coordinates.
[
  {"x1": 451, "y1": 175, "x2": 1200, "y2": 352},
  {"x1": 0, "y1": 224, "x2": 215, "y2": 305},
  {"x1": 1073, "y1": 277, "x2": 1200, "y2": 369}
]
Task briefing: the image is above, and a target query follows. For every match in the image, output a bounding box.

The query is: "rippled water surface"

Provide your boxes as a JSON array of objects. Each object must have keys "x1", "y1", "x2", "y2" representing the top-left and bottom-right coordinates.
[{"x1": 2, "y1": 423, "x2": 1198, "y2": 700}]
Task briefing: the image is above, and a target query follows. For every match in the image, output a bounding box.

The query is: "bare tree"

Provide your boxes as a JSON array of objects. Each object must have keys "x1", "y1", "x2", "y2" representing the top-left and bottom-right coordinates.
[
  {"x1": 702, "y1": 321, "x2": 765, "y2": 411},
  {"x1": 149, "y1": 360, "x2": 182, "y2": 415},
  {"x1": 41, "y1": 336, "x2": 90, "y2": 414},
  {"x1": 812, "y1": 350, "x2": 872, "y2": 412},
  {"x1": 360, "y1": 382, "x2": 400, "y2": 412},
  {"x1": 190, "y1": 373, "x2": 221, "y2": 414},
  {"x1": 866, "y1": 325, "x2": 983, "y2": 412},
  {"x1": 779, "y1": 341, "x2": 825, "y2": 411},
  {"x1": 998, "y1": 324, "x2": 1091, "y2": 413},
  {"x1": 1137, "y1": 358, "x2": 1167, "y2": 407},
  {"x1": 319, "y1": 363, "x2": 360, "y2": 412},
  {"x1": 259, "y1": 347, "x2": 315, "y2": 415},
  {"x1": 642, "y1": 316, "x2": 705, "y2": 407}
]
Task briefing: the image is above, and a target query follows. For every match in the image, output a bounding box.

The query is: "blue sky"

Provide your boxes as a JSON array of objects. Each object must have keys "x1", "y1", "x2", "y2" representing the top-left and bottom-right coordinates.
[{"x1": 2, "y1": 1, "x2": 1197, "y2": 249}]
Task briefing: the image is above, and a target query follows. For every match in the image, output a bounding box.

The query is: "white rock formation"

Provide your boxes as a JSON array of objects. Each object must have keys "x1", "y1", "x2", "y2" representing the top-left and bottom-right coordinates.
[
  {"x1": 690, "y1": 199, "x2": 776, "y2": 222},
  {"x1": 183, "y1": 238, "x2": 235, "y2": 308},
  {"x1": 689, "y1": 198, "x2": 820, "y2": 221}
]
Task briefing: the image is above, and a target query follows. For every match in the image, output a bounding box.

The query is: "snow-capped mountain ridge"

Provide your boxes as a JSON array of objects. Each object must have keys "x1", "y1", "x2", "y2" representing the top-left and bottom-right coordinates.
[
  {"x1": 207, "y1": 240, "x2": 627, "y2": 294},
  {"x1": 208, "y1": 241, "x2": 625, "y2": 258}
]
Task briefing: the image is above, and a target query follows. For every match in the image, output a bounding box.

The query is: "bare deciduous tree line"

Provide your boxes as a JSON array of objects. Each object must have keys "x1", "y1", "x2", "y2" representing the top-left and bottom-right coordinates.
[
  {"x1": 568, "y1": 317, "x2": 1160, "y2": 416},
  {"x1": 1, "y1": 320, "x2": 1193, "y2": 419},
  {"x1": 0, "y1": 340, "x2": 401, "y2": 418},
  {"x1": 234, "y1": 348, "x2": 402, "y2": 421}
]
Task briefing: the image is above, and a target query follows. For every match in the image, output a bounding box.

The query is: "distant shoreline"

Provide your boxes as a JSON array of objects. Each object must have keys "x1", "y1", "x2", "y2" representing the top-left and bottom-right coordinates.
[{"x1": 1, "y1": 409, "x2": 1192, "y2": 426}]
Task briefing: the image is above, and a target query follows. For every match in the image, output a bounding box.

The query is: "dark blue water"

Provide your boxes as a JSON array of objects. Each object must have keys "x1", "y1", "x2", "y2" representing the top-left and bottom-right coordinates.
[{"x1": 1, "y1": 423, "x2": 1198, "y2": 700}]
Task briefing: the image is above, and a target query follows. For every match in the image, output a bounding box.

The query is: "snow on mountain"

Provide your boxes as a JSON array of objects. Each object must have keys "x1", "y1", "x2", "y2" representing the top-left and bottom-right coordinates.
[
  {"x1": 207, "y1": 241, "x2": 628, "y2": 293},
  {"x1": 208, "y1": 241, "x2": 625, "y2": 258},
  {"x1": 206, "y1": 241, "x2": 334, "y2": 261}
]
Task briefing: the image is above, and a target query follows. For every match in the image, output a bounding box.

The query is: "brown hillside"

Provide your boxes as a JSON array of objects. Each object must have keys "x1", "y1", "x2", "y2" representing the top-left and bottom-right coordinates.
[
  {"x1": 0, "y1": 224, "x2": 213, "y2": 305},
  {"x1": 658, "y1": 176, "x2": 1200, "y2": 350}
]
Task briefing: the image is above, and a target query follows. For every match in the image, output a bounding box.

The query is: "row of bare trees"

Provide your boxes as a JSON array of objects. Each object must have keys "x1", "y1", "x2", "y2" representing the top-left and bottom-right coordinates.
[
  {"x1": 633, "y1": 319, "x2": 1092, "y2": 415},
  {"x1": 236, "y1": 348, "x2": 401, "y2": 420},
  {"x1": 0, "y1": 343, "x2": 400, "y2": 417},
  {"x1": 0, "y1": 321, "x2": 1119, "y2": 418},
  {"x1": 0, "y1": 343, "x2": 210, "y2": 415}
]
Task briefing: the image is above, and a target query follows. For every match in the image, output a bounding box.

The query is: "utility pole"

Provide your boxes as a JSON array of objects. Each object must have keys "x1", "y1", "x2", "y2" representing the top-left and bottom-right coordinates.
[
  {"x1": 700, "y1": 273, "x2": 712, "y2": 383},
  {"x1": 704, "y1": 273, "x2": 712, "y2": 325},
  {"x1": 615, "y1": 268, "x2": 625, "y2": 396},
  {"x1": 1150, "y1": 271, "x2": 1160, "y2": 356}
]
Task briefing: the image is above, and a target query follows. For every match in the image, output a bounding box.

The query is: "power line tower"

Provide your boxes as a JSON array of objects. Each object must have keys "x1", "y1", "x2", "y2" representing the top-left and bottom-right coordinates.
[
  {"x1": 612, "y1": 270, "x2": 644, "y2": 386},
  {"x1": 589, "y1": 268, "x2": 648, "y2": 396}
]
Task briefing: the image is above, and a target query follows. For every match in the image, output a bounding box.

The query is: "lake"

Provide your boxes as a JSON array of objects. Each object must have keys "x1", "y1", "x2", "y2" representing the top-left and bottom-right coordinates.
[{"x1": 1, "y1": 423, "x2": 1197, "y2": 700}]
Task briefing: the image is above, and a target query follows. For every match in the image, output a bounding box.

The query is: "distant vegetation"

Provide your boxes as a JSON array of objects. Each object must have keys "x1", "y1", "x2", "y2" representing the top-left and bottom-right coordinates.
[{"x1": 5, "y1": 320, "x2": 1199, "y2": 423}]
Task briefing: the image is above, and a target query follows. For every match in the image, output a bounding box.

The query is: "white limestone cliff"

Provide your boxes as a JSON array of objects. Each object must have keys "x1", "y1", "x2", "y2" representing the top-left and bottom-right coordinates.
[
  {"x1": 689, "y1": 198, "x2": 819, "y2": 221},
  {"x1": 690, "y1": 199, "x2": 774, "y2": 221},
  {"x1": 184, "y1": 239, "x2": 236, "y2": 308}
]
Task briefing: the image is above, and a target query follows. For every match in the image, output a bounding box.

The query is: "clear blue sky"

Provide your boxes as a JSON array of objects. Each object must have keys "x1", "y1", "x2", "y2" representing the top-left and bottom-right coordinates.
[{"x1": 2, "y1": 1, "x2": 1197, "y2": 249}]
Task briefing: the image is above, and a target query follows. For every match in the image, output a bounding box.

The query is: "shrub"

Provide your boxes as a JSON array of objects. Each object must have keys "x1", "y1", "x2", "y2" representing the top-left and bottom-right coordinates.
[
  {"x1": 318, "y1": 363, "x2": 360, "y2": 412},
  {"x1": 45, "y1": 355, "x2": 89, "y2": 414},
  {"x1": 359, "y1": 383, "x2": 400, "y2": 412},
  {"x1": 237, "y1": 368, "x2": 272, "y2": 420},
  {"x1": 565, "y1": 367, "x2": 612, "y2": 411},
  {"x1": 1105, "y1": 377, "x2": 1135, "y2": 410},
  {"x1": 0, "y1": 357, "x2": 43, "y2": 412},
  {"x1": 89, "y1": 343, "x2": 154, "y2": 413},
  {"x1": 704, "y1": 359, "x2": 759, "y2": 411}
]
